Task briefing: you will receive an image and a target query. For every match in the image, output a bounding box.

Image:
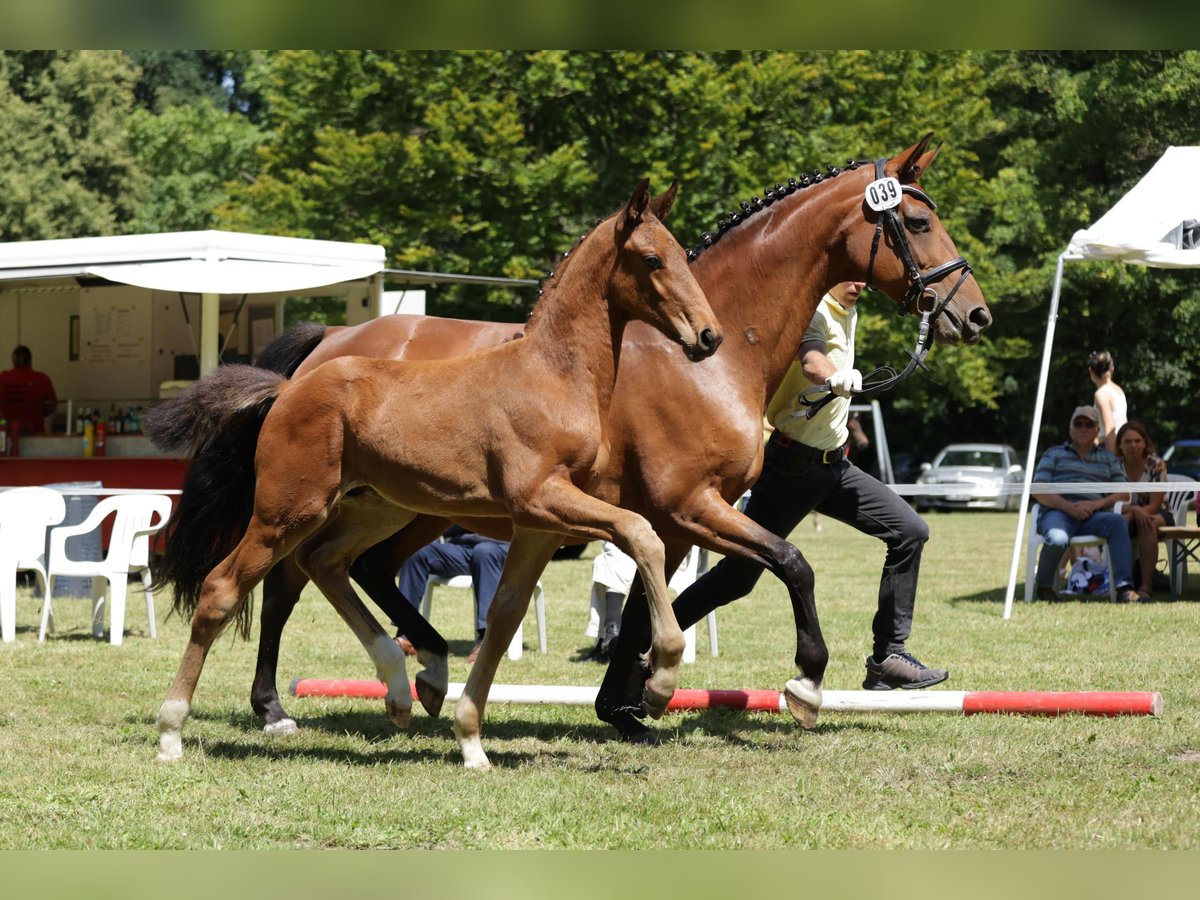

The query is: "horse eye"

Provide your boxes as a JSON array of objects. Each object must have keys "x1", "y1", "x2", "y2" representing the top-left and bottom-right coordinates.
[
  {"x1": 643, "y1": 255, "x2": 663, "y2": 271},
  {"x1": 906, "y1": 215, "x2": 931, "y2": 234}
]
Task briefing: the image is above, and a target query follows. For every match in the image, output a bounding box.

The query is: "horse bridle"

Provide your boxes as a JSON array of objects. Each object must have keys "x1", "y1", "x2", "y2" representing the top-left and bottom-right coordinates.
[{"x1": 796, "y1": 157, "x2": 973, "y2": 420}]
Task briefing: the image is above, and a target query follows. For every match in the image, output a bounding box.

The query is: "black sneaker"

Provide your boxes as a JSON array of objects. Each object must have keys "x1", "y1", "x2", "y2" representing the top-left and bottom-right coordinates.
[{"x1": 863, "y1": 651, "x2": 949, "y2": 690}]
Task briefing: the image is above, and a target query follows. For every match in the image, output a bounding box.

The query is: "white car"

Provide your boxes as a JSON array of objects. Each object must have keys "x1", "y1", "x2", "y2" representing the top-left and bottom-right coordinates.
[{"x1": 915, "y1": 443, "x2": 1024, "y2": 511}]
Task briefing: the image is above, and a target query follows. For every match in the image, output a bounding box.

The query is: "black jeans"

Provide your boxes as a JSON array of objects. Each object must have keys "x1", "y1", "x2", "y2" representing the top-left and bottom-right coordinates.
[{"x1": 673, "y1": 435, "x2": 930, "y2": 659}]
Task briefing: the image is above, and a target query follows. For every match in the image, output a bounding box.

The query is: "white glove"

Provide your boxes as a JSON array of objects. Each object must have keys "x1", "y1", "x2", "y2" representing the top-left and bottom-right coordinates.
[{"x1": 825, "y1": 368, "x2": 862, "y2": 398}]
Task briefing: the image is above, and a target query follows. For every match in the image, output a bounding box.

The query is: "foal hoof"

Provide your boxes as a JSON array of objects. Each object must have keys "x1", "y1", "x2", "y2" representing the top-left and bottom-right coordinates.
[
  {"x1": 415, "y1": 672, "x2": 445, "y2": 718},
  {"x1": 783, "y1": 677, "x2": 822, "y2": 730},
  {"x1": 263, "y1": 717, "x2": 299, "y2": 737},
  {"x1": 385, "y1": 699, "x2": 412, "y2": 730},
  {"x1": 642, "y1": 685, "x2": 672, "y2": 721}
]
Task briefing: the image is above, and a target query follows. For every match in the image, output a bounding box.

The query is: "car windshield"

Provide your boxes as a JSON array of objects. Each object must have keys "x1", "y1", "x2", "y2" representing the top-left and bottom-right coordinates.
[
  {"x1": 1167, "y1": 444, "x2": 1200, "y2": 464},
  {"x1": 938, "y1": 449, "x2": 1004, "y2": 469}
]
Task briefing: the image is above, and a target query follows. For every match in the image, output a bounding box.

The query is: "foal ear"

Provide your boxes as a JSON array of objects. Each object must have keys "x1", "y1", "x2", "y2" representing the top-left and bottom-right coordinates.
[
  {"x1": 895, "y1": 132, "x2": 942, "y2": 182},
  {"x1": 620, "y1": 178, "x2": 653, "y2": 231},
  {"x1": 649, "y1": 180, "x2": 679, "y2": 222}
]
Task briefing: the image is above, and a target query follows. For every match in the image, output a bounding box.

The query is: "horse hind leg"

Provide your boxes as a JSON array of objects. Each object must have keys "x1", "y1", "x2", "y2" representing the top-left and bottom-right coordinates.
[
  {"x1": 157, "y1": 526, "x2": 281, "y2": 762},
  {"x1": 348, "y1": 518, "x2": 453, "y2": 717},
  {"x1": 297, "y1": 508, "x2": 420, "y2": 730},
  {"x1": 252, "y1": 555, "x2": 310, "y2": 736}
]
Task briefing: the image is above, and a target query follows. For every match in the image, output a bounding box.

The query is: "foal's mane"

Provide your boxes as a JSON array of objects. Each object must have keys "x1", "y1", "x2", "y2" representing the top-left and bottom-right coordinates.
[
  {"x1": 524, "y1": 206, "x2": 613, "y2": 334},
  {"x1": 685, "y1": 158, "x2": 870, "y2": 262}
]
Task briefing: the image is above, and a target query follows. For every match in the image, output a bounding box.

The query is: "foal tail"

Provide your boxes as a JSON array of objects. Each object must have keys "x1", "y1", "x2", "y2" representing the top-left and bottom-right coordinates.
[{"x1": 144, "y1": 366, "x2": 285, "y2": 637}]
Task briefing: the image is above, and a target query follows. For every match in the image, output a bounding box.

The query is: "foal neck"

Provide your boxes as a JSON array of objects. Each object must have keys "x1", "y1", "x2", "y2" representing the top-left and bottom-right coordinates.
[{"x1": 523, "y1": 223, "x2": 629, "y2": 389}]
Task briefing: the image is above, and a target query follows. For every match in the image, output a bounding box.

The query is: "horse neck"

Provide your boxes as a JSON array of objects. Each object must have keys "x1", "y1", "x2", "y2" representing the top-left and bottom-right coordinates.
[
  {"x1": 523, "y1": 237, "x2": 626, "y2": 403},
  {"x1": 693, "y1": 173, "x2": 861, "y2": 400}
]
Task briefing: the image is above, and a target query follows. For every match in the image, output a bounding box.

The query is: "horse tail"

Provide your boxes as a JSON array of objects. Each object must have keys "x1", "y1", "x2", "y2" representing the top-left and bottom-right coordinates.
[
  {"x1": 254, "y1": 321, "x2": 327, "y2": 376},
  {"x1": 144, "y1": 366, "x2": 285, "y2": 636}
]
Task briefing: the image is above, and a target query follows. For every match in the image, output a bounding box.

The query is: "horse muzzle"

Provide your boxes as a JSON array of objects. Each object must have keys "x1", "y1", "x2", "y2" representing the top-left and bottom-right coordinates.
[{"x1": 684, "y1": 327, "x2": 723, "y2": 361}]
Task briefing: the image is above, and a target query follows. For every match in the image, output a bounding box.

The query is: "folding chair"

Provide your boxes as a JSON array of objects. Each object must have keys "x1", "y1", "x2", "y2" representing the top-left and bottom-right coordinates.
[
  {"x1": 1024, "y1": 503, "x2": 1116, "y2": 602},
  {"x1": 1158, "y1": 475, "x2": 1200, "y2": 600}
]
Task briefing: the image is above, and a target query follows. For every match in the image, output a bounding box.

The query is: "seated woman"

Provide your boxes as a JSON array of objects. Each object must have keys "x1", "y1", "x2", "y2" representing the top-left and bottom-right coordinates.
[{"x1": 1115, "y1": 420, "x2": 1173, "y2": 600}]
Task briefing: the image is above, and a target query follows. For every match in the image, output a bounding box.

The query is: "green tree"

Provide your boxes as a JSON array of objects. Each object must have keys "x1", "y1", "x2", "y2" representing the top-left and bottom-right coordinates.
[{"x1": 0, "y1": 51, "x2": 145, "y2": 240}]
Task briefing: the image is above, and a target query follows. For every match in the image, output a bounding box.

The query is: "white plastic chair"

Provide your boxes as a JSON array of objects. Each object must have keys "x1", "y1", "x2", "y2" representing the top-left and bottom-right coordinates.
[
  {"x1": 0, "y1": 487, "x2": 67, "y2": 643},
  {"x1": 1159, "y1": 475, "x2": 1199, "y2": 600},
  {"x1": 421, "y1": 574, "x2": 545, "y2": 661},
  {"x1": 43, "y1": 493, "x2": 174, "y2": 645},
  {"x1": 1024, "y1": 502, "x2": 1116, "y2": 602}
]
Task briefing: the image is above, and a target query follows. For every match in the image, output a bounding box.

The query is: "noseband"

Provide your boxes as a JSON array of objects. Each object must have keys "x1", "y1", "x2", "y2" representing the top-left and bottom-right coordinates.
[{"x1": 796, "y1": 158, "x2": 974, "y2": 420}]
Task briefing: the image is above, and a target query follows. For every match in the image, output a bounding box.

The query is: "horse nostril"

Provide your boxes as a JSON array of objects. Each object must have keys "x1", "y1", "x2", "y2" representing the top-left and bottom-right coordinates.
[
  {"x1": 969, "y1": 307, "x2": 993, "y2": 332},
  {"x1": 698, "y1": 328, "x2": 721, "y2": 354}
]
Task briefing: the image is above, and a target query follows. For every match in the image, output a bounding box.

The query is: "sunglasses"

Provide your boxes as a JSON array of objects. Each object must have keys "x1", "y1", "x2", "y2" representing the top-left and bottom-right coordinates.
[{"x1": 1071, "y1": 419, "x2": 1098, "y2": 428}]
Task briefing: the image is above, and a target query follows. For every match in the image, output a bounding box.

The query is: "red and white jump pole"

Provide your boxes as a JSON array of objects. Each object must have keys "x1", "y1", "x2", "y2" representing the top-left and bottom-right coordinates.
[{"x1": 289, "y1": 678, "x2": 1163, "y2": 717}]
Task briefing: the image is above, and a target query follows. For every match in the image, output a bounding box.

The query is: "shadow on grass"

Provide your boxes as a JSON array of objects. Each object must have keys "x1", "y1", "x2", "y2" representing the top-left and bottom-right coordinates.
[
  {"x1": 127, "y1": 699, "x2": 883, "y2": 770},
  {"x1": 950, "y1": 580, "x2": 1200, "y2": 607}
]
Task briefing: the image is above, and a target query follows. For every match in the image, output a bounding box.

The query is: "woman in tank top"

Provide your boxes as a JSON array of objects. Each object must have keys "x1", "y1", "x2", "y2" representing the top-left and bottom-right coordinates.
[{"x1": 1089, "y1": 350, "x2": 1127, "y2": 454}]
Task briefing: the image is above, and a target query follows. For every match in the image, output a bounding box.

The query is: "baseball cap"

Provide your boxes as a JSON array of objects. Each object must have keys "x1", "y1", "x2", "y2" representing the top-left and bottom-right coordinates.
[{"x1": 1071, "y1": 405, "x2": 1099, "y2": 423}]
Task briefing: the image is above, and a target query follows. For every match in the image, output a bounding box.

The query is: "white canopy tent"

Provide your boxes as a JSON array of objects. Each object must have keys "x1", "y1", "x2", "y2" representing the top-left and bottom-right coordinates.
[
  {"x1": 1003, "y1": 146, "x2": 1200, "y2": 618},
  {"x1": 0, "y1": 230, "x2": 387, "y2": 377}
]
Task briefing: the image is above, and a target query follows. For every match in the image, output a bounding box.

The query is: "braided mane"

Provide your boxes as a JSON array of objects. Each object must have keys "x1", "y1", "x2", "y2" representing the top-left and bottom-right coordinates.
[{"x1": 686, "y1": 158, "x2": 870, "y2": 262}]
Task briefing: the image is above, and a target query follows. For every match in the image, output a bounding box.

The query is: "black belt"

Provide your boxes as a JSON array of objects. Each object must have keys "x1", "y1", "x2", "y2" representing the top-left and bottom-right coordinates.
[{"x1": 771, "y1": 431, "x2": 848, "y2": 464}]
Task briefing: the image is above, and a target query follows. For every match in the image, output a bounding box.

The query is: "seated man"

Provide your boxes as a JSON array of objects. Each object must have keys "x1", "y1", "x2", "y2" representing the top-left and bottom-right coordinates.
[
  {"x1": 1032, "y1": 405, "x2": 1138, "y2": 603},
  {"x1": 390, "y1": 525, "x2": 509, "y2": 663}
]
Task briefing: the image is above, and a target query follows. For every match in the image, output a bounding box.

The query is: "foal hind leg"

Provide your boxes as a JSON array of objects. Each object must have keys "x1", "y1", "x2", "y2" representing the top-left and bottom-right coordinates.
[
  {"x1": 348, "y1": 516, "x2": 453, "y2": 716},
  {"x1": 453, "y1": 529, "x2": 561, "y2": 770},
  {"x1": 157, "y1": 521, "x2": 291, "y2": 762},
  {"x1": 252, "y1": 555, "x2": 311, "y2": 735},
  {"x1": 296, "y1": 503, "x2": 423, "y2": 728}
]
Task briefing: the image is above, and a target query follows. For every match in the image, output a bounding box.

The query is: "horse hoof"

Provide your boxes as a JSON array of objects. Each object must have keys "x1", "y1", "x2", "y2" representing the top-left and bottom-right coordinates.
[
  {"x1": 453, "y1": 721, "x2": 491, "y2": 770},
  {"x1": 597, "y1": 705, "x2": 659, "y2": 745},
  {"x1": 155, "y1": 749, "x2": 183, "y2": 764},
  {"x1": 385, "y1": 700, "x2": 412, "y2": 730},
  {"x1": 783, "y1": 677, "x2": 822, "y2": 730},
  {"x1": 263, "y1": 717, "x2": 298, "y2": 737},
  {"x1": 415, "y1": 673, "x2": 445, "y2": 718},
  {"x1": 642, "y1": 686, "x2": 672, "y2": 720}
]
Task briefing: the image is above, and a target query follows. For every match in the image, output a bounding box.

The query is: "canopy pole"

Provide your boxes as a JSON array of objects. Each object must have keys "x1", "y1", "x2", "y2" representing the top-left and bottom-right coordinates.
[
  {"x1": 199, "y1": 291, "x2": 220, "y2": 375},
  {"x1": 1003, "y1": 253, "x2": 1067, "y2": 619}
]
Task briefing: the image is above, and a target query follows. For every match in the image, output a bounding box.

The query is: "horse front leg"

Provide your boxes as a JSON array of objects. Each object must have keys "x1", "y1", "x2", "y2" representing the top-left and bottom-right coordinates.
[
  {"x1": 670, "y1": 490, "x2": 827, "y2": 727},
  {"x1": 251, "y1": 555, "x2": 310, "y2": 735},
  {"x1": 519, "y1": 480, "x2": 686, "y2": 719},
  {"x1": 453, "y1": 529, "x2": 560, "y2": 770}
]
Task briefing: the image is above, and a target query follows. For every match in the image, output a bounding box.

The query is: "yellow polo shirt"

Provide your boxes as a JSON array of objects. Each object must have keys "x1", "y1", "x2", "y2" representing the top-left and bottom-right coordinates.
[{"x1": 765, "y1": 292, "x2": 857, "y2": 451}]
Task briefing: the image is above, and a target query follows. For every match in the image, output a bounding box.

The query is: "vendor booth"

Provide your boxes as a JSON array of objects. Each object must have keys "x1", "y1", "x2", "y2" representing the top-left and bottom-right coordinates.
[{"x1": 0, "y1": 229, "x2": 388, "y2": 489}]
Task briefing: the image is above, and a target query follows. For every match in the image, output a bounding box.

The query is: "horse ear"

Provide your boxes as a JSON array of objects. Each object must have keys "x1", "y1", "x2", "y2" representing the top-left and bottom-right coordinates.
[
  {"x1": 895, "y1": 132, "x2": 941, "y2": 182},
  {"x1": 620, "y1": 178, "x2": 652, "y2": 231},
  {"x1": 649, "y1": 180, "x2": 679, "y2": 221}
]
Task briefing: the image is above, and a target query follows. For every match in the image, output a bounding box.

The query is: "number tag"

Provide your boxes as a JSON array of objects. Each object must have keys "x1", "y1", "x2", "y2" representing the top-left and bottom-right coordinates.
[{"x1": 865, "y1": 177, "x2": 902, "y2": 211}]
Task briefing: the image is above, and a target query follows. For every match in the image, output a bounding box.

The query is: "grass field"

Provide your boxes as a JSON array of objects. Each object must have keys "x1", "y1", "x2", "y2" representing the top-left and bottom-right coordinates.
[{"x1": 2, "y1": 511, "x2": 1198, "y2": 849}]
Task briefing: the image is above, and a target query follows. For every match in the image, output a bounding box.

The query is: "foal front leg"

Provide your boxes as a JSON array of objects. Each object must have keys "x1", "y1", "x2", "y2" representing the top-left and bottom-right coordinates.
[
  {"x1": 453, "y1": 529, "x2": 561, "y2": 770},
  {"x1": 521, "y1": 481, "x2": 687, "y2": 718}
]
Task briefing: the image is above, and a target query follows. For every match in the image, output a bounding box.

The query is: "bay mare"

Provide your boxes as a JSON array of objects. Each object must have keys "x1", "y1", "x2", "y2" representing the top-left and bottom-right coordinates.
[
  {"x1": 147, "y1": 180, "x2": 722, "y2": 769},
  {"x1": 168, "y1": 135, "x2": 993, "y2": 759}
]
